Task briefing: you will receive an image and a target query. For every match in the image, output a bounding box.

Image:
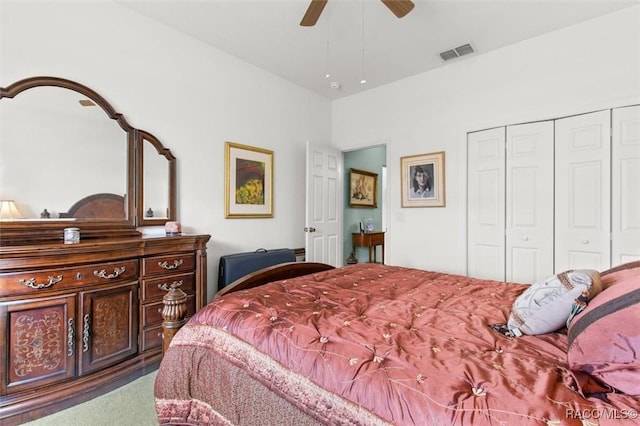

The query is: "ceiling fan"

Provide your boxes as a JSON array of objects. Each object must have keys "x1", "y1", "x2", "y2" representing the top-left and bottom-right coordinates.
[{"x1": 300, "y1": 0, "x2": 415, "y2": 27}]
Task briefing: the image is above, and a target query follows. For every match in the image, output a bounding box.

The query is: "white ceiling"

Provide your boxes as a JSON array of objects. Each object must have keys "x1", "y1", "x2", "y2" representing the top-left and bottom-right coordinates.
[{"x1": 120, "y1": 0, "x2": 638, "y2": 100}]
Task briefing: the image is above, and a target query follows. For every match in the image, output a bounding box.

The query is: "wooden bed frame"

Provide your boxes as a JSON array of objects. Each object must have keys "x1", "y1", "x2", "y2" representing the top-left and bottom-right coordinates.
[
  {"x1": 160, "y1": 262, "x2": 334, "y2": 351},
  {"x1": 59, "y1": 193, "x2": 126, "y2": 219}
]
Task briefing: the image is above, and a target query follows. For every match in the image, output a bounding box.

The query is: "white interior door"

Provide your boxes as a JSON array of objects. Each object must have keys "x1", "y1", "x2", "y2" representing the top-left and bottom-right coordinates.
[
  {"x1": 467, "y1": 127, "x2": 506, "y2": 280},
  {"x1": 555, "y1": 110, "x2": 611, "y2": 272},
  {"x1": 305, "y1": 142, "x2": 342, "y2": 266},
  {"x1": 612, "y1": 105, "x2": 640, "y2": 265},
  {"x1": 506, "y1": 121, "x2": 554, "y2": 283}
]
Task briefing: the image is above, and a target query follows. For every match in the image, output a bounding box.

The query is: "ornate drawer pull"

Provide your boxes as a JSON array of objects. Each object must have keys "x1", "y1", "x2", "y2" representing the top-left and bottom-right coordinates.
[
  {"x1": 93, "y1": 266, "x2": 126, "y2": 279},
  {"x1": 158, "y1": 280, "x2": 184, "y2": 292},
  {"x1": 68, "y1": 318, "x2": 75, "y2": 357},
  {"x1": 19, "y1": 275, "x2": 63, "y2": 289},
  {"x1": 83, "y1": 314, "x2": 90, "y2": 353},
  {"x1": 158, "y1": 259, "x2": 183, "y2": 270}
]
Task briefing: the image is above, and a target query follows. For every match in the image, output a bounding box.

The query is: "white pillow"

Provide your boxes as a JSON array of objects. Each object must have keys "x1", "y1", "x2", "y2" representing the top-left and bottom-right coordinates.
[{"x1": 507, "y1": 270, "x2": 602, "y2": 336}]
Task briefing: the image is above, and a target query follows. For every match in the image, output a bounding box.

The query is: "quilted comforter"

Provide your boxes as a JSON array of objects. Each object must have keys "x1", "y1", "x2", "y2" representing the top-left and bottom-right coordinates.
[{"x1": 155, "y1": 263, "x2": 639, "y2": 425}]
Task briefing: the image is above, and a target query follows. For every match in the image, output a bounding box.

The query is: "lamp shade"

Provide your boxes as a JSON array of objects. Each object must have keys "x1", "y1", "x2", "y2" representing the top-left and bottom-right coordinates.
[{"x1": 0, "y1": 200, "x2": 22, "y2": 219}]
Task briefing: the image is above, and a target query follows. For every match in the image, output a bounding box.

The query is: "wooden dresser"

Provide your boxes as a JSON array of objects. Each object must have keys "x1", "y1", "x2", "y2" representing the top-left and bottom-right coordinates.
[{"x1": 0, "y1": 234, "x2": 210, "y2": 425}]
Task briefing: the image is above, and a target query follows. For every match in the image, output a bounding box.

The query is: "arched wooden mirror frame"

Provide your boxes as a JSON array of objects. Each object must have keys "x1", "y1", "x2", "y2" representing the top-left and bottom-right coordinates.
[{"x1": 0, "y1": 76, "x2": 176, "y2": 243}]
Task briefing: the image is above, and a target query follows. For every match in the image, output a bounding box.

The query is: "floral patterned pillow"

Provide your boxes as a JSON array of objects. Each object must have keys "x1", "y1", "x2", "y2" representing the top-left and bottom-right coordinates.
[{"x1": 507, "y1": 270, "x2": 602, "y2": 336}]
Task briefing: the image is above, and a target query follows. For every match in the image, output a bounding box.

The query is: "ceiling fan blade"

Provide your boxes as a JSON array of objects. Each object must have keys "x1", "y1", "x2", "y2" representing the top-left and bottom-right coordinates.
[
  {"x1": 381, "y1": 0, "x2": 414, "y2": 18},
  {"x1": 300, "y1": 0, "x2": 328, "y2": 27}
]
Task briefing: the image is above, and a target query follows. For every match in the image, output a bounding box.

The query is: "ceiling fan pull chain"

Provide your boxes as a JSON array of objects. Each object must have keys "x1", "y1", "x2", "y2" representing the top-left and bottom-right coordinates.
[{"x1": 360, "y1": 0, "x2": 366, "y2": 85}]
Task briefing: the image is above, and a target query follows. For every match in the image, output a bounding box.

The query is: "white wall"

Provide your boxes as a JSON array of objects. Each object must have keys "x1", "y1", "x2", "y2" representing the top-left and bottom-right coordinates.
[
  {"x1": 0, "y1": 1, "x2": 331, "y2": 297},
  {"x1": 332, "y1": 6, "x2": 640, "y2": 275},
  {"x1": 3, "y1": 2, "x2": 639, "y2": 292}
]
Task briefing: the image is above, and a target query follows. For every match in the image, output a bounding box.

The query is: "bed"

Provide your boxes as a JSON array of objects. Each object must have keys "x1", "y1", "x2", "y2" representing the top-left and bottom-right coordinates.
[{"x1": 154, "y1": 261, "x2": 640, "y2": 425}]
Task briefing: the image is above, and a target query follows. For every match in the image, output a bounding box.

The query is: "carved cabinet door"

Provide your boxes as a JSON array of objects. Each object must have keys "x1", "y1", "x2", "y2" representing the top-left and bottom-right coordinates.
[
  {"x1": 78, "y1": 282, "x2": 139, "y2": 375},
  {"x1": 0, "y1": 295, "x2": 77, "y2": 395}
]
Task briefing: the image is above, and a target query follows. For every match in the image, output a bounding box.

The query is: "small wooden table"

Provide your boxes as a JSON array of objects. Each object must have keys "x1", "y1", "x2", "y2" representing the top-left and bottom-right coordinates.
[{"x1": 352, "y1": 232, "x2": 385, "y2": 264}]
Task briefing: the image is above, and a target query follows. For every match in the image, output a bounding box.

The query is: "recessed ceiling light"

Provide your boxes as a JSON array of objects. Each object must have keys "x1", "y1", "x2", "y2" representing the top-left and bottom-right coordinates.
[{"x1": 330, "y1": 81, "x2": 341, "y2": 89}]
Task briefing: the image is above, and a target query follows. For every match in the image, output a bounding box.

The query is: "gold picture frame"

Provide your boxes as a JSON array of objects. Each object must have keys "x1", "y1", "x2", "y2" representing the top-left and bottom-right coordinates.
[
  {"x1": 225, "y1": 142, "x2": 273, "y2": 218},
  {"x1": 349, "y1": 168, "x2": 377, "y2": 208},
  {"x1": 400, "y1": 151, "x2": 446, "y2": 208}
]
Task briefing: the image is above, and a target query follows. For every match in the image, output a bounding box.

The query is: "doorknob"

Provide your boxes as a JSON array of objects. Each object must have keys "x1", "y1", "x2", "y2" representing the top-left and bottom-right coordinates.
[{"x1": 304, "y1": 227, "x2": 316, "y2": 233}]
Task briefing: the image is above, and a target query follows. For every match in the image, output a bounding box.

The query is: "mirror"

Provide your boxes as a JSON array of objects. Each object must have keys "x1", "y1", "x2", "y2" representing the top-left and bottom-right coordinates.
[
  {"x1": 0, "y1": 85, "x2": 129, "y2": 219},
  {"x1": 0, "y1": 76, "x2": 176, "y2": 243},
  {"x1": 137, "y1": 132, "x2": 176, "y2": 227}
]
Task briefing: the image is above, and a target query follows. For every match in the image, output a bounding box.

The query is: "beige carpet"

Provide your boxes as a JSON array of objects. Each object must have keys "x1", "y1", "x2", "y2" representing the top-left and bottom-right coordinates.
[{"x1": 21, "y1": 370, "x2": 158, "y2": 426}]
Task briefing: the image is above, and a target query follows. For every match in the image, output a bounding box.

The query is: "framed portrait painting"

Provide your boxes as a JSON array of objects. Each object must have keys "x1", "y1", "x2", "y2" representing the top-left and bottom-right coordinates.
[
  {"x1": 225, "y1": 142, "x2": 273, "y2": 218},
  {"x1": 400, "y1": 151, "x2": 446, "y2": 208},
  {"x1": 349, "y1": 168, "x2": 377, "y2": 208}
]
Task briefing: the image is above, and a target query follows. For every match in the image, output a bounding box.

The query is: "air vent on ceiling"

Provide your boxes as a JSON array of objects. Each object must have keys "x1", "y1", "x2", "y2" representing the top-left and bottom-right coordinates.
[{"x1": 439, "y1": 43, "x2": 475, "y2": 61}]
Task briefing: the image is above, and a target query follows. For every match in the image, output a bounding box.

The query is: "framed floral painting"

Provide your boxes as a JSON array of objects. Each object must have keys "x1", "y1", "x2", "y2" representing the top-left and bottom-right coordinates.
[
  {"x1": 225, "y1": 142, "x2": 273, "y2": 218},
  {"x1": 400, "y1": 151, "x2": 446, "y2": 208}
]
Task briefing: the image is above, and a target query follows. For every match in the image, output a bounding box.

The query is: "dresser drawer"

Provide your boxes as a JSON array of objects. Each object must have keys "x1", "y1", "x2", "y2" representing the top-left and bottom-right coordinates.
[
  {"x1": 0, "y1": 259, "x2": 139, "y2": 297},
  {"x1": 142, "y1": 325, "x2": 164, "y2": 352},
  {"x1": 141, "y1": 272, "x2": 194, "y2": 302},
  {"x1": 369, "y1": 232, "x2": 385, "y2": 245},
  {"x1": 142, "y1": 253, "x2": 195, "y2": 277},
  {"x1": 142, "y1": 294, "x2": 196, "y2": 327}
]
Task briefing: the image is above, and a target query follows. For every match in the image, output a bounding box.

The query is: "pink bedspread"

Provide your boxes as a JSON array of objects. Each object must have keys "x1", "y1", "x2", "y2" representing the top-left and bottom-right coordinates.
[{"x1": 155, "y1": 263, "x2": 640, "y2": 425}]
